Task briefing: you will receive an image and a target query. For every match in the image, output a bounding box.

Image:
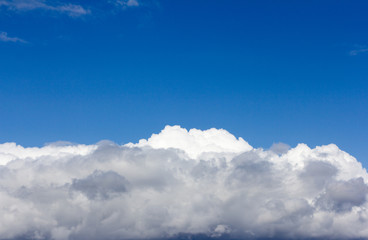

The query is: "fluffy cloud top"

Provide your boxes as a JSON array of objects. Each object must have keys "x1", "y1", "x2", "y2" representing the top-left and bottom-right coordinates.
[
  {"x1": 126, "y1": 125, "x2": 252, "y2": 159},
  {"x1": 0, "y1": 125, "x2": 367, "y2": 240}
]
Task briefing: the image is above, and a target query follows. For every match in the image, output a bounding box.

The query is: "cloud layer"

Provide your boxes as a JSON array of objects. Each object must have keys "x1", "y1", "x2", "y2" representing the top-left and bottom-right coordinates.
[{"x1": 0, "y1": 126, "x2": 368, "y2": 240}]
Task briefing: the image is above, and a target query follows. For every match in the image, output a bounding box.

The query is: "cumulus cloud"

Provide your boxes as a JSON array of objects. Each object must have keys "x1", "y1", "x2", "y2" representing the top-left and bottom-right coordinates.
[
  {"x1": 0, "y1": 0, "x2": 90, "y2": 17},
  {"x1": 270, "y1": 142, "x2": 290, "y2": 155},
  {"x1": 126, "y1": 125, "x2": 252, "y2": 159},
  {"x1": 0, "y1": 31, "x2": 27, "y2": 43},
  {"x1": 0, "y1": 125, "x2": 368, "y2": 240}
]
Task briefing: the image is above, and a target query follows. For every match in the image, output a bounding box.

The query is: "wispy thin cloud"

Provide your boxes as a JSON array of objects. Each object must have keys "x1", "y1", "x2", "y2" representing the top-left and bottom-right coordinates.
[
  {"x1": 349, "y1": 45, "x2": 368, "y2": 56},
  {"x1": 127, "y1": 0, "x2": 139, "y2": 6},
  {"x1": 0, "y1": 0, "x2": 90, "y2": 17},
  {"x1": 111, "y1": 0, "x2": 139, "y2": 9},
  {"x1": 0, "y1": 31, "x2": 27, "y2": 43}
]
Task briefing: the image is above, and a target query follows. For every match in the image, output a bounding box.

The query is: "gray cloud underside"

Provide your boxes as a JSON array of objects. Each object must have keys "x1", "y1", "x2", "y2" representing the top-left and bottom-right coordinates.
[{"x1": 0, "y1": 126, "x2": 367, "y2": 240}]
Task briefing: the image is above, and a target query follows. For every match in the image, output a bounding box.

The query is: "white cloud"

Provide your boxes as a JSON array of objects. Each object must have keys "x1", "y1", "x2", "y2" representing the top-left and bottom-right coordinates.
[
  {"x1": 0, "y1": 0, "x2": 90, "y2": 17},
  {"x1": 126, "y1": 125, "x2": 252, "y2": 159},
  {"x1": 0, "y1": 125, "x2": 367, "y2": 240},
  {"x1": 0, "y1": 31, "x2": 27, "y2": 43},
  {"x1": 270, "y1": 142, "x2": 290, "y2": 155}
]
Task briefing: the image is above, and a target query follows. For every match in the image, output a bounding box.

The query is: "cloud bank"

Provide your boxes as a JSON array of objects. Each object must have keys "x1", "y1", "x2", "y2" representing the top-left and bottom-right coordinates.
[{"x1": 0, "y1": 125, "x2": 368, "y2": 240}]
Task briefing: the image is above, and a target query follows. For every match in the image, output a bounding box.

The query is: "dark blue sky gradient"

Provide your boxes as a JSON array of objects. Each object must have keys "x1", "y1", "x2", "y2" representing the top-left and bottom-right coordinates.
[{"x1": 0, "y1": 0, "x2": 367, "y2": 166}]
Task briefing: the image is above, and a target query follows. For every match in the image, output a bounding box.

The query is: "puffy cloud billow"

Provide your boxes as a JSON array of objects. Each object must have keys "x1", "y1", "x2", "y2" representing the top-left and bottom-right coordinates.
[{"x1": 0, "y1": 125, "x2": 368, "y2": 240}]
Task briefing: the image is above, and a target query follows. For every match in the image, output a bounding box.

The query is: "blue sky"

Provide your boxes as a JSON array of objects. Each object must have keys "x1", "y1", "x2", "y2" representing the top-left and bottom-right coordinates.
[{"x1": 0, "y1": 0, "x2": 367, "y2": 166}]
